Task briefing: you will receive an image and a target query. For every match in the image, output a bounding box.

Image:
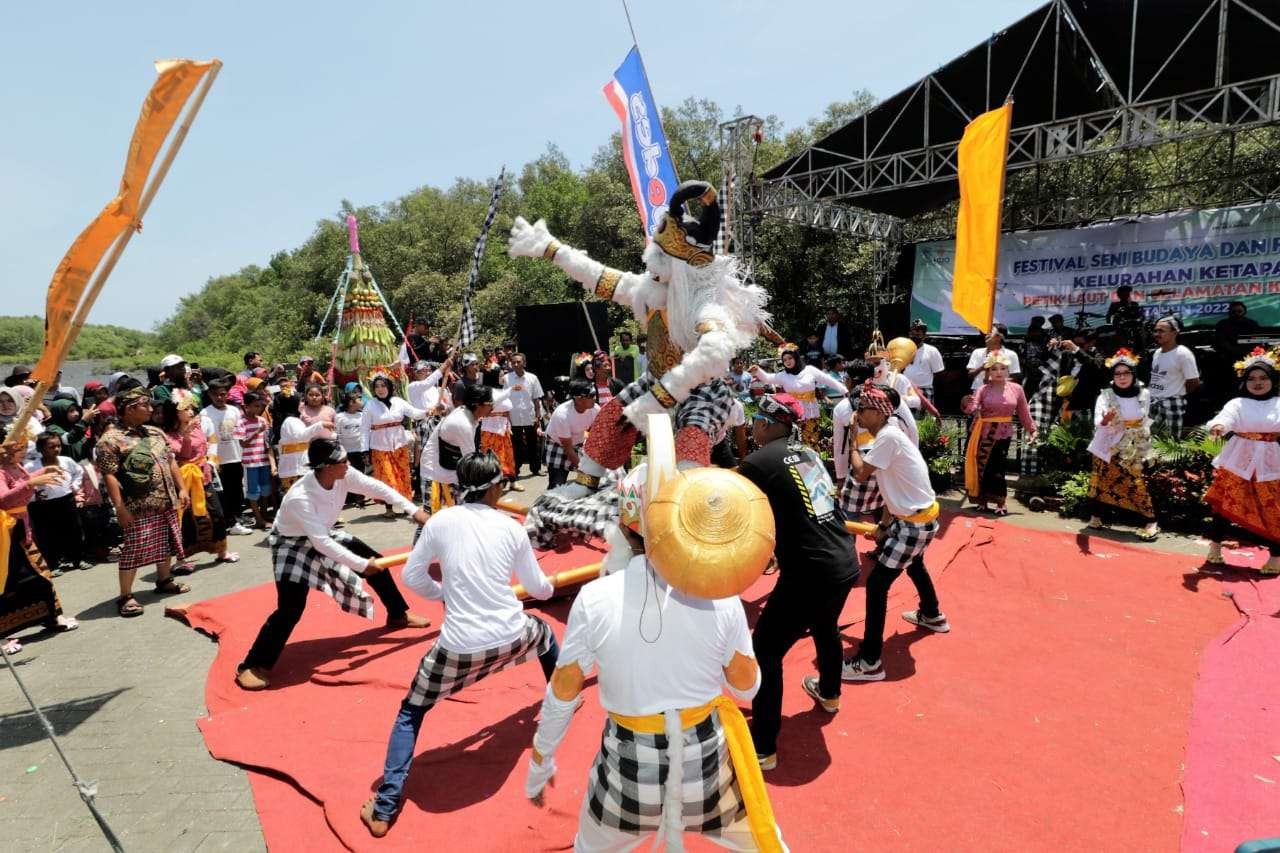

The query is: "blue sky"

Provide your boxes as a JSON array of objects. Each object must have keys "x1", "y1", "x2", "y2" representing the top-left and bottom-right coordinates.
[{"x1": 1, "y1": 0, "x2": 1037, "y2": 330}]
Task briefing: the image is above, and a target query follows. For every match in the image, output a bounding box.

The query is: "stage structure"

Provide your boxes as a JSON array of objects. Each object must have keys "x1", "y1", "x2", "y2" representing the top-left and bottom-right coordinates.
[{"x1": 724, "y1": 0, "x2": 1280, "y2": 326}]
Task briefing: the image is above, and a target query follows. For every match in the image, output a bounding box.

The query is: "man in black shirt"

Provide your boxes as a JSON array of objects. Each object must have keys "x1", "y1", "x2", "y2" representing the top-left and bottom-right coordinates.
[
  {"x1": 738, "y1": 393, "x2": 860, "y2": 770},
  {"x1": 450, "y1": 354, "x2": 483, "y2": 401}
]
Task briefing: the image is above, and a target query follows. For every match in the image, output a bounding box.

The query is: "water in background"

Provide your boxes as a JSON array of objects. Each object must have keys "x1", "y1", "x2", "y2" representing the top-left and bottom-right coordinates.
[{"x1": 0, "y1": 360, "x2": 148, "y2": 393}]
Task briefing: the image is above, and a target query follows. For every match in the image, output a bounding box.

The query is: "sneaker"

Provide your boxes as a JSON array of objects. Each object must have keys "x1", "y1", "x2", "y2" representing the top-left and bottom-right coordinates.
[
  {"x1": 756, "y1": 752, "x2": 777, "y2": 771},
  {"x1": 801, "y1": 675, "x2": 839, "y2": 713},
  {"x1": 841, "y1": 658, "x2": 885, "y2": 682},
  {"x1": 228, "y1": 523, "x2": 253, "y2": 536},
  {"x1": 235, "y1": 666, "x2": 270, "y2": 691},
  {"x1": 902, "y1": 610, "x2": 950, "y2": 633}
]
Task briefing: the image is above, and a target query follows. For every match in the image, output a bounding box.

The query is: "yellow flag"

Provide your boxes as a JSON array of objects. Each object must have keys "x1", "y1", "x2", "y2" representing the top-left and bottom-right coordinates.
[
  {"x1": 33, "y1": 60, "x2": 217, "y2": 383},
  {"x1": 951, "y1": 102, "x2": 1012, "y2": 334}
]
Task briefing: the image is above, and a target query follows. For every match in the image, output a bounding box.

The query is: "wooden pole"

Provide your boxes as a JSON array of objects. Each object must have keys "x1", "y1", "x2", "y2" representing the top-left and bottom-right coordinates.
[{"x1": 4, "y1": 61, "x2": 221, "y2": 449}]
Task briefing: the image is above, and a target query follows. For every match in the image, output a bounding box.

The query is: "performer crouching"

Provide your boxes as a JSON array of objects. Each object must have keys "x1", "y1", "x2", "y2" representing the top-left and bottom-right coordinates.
[
  {"x1": 525, "y1": 417, "x2": 786, "y2": 851},
  {"x1": 1203, "y1": 348, "x2": 1280, "y2": 574},
  {"x1": 363, "y1": 451, "x2": 559, "y2": 837},
  {"x1": 843, "y1": 383, "x2": 949, "y2": 683},
  {"x1": 235, "y1": 439, "x2": 431, "y2": 692}
]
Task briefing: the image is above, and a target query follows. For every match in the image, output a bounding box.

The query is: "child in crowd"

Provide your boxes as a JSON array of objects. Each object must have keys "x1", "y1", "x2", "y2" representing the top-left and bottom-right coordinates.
[
  {"x1": 336, "y1": 391, "x2": 369, "y2": 507},
  {"x1": 300, "y1": 383, "x2": 337, "y2": 429},
  {"x1": 25, "y1": 433, "x2": 85, "y2": 575},
  {"x1": 235, "y1": 391, "x2": 275, "y2": 529},
  {"x1": 202, "y1": 379, "x2": 251, "y2": 535}
]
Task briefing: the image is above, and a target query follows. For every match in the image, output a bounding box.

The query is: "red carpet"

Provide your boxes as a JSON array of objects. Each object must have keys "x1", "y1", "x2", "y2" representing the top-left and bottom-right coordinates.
[{"x1": 168, "y1": 516, "x2": 1278, "y2": 851}]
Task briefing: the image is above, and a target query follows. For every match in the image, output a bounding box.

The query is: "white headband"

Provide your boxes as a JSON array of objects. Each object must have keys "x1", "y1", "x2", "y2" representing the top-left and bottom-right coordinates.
[{"x1": 457, "y1": 470, "x2": 503, "y2": 500}]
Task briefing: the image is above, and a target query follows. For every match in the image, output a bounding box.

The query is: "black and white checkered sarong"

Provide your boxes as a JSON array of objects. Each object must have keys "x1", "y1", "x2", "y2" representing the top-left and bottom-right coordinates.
[
  {"x1": 524, "y1": 469, "x2": 623, "y2": 549},
  {"x1": 617, "y1": 375, "x2": 736, "y2": 445},
  {"x1": 269, "y1": 532, "x2": 373, "y2": 618},
  {"x1": 404, "y1": 614, "x2": 552, "y2": 709},
  {"x1": 587, "y1": 712, "x2": 745, "y2": 834},
  {"x1": 1021, "y1": 386, "x2": 1060, "y2": 476},
  {"x1": 840, "y1": 473, "x2": 884, "y2": 516},
  {"x1": 544, "y1": 439, "x2": 583, "y2": 472},
  {"x1": 1150, "y1": 395, "x2": 1186, "y2": 437},
  {"x1": 878, "y1": 518, "x2": 940, "y2": 571}
]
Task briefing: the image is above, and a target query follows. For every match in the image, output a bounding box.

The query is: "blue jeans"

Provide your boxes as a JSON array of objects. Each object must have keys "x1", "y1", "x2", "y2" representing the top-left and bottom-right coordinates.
[{"x1": 371, "y1": 631, "x2": 561, "y2": 821}]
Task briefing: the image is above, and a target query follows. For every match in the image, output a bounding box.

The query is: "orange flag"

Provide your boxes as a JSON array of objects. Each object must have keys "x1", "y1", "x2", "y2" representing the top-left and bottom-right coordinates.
[
  {"x1": 33, "y1": 60, "x2": 217, "y2": 383},
  {"x1": 951, "y1": 101, "x2": 1013, "y2": 335}
]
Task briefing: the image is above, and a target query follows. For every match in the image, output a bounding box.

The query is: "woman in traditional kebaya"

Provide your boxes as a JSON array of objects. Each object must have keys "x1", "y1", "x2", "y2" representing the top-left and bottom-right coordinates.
[
  {"x1": 1084, "y1": 350, "x2": 1159, "y2": 541},
  {"x1": 1203, "y1": 347, "x2": 1280, "y2": 574},
  {"x1": 961, "y1": 354, "x2": 1036, "y2": 514},
  {"x1": 750, "y1": 343, "x2": 847, "y2": 448}
]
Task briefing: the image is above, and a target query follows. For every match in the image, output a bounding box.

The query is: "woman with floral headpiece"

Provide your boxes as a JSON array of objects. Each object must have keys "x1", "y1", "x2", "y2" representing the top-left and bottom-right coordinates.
[
  {"x1": 360, "y1": 374, "x2": 429, "y2": 516},
  {"x1": 1202, "y1": 347, "x2": 1280, "y2": 574},
  {"x1": 749, "y1": 343, "x2": 848, "y2": 448},
  {"x1": 961, "y1": 352, "x2": 1036, "y2": 514},
  {"x1": 1084, "y1": 350, "x2": 1159, "y2": 540}
]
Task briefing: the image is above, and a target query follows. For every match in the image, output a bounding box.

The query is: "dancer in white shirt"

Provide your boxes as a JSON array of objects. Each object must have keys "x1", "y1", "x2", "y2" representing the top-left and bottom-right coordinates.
[
  {"x1": 1084, "y1": 350, "x2": 1159, "y2": 540},
  {"x1": 1203, "y1": 348, "x2": 1280, "y2": 573},
  {"x1": 420, "y1": 384, "x2": 495, "y2": 512},
  {"x1": 273, "y1": 394, "x2": 334, "y2": 491},
  {"x1": 235, "y1": 439, "x2": 431, "y2": 692},
  {"x1": 525, "y1": 417, "x2": 786, "y2": 852},
  {"x1": 361, "y1": 374, "x2": 429, "y2": 514},
  {"x1": 362, "y1": 452, "x2": 558, "y2": 837},
  {"x1": 750, "y1": 343, "x2": 846, "y2": 448}
]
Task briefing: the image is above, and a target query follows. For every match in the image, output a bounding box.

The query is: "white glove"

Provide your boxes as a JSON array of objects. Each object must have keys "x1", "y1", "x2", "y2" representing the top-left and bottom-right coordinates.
[
  {"x1": 622, "y1": 391, "x2": 670, "y2": 432},
  {"x1": 509, "y1": 216, "x2": 554, "y2": 259},
  {"x1": 525, "y1": 754, "x2": 557, "y2": 801}
]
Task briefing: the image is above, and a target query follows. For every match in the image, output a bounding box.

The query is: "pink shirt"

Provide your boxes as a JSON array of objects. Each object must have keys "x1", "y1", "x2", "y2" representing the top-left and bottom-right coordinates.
[{"x1": 964, "y1": 382, "x2": 1035, "y2": 440}]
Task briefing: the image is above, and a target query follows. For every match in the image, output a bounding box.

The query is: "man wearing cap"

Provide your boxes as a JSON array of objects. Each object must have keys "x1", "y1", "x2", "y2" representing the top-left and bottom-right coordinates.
[
  {"x1": 524, "y1": 417, "x2": 787, "y2": 851},
  {"x1": 362, "y1": 451, "x2": 560, "y2": 837},
  {"x1": 420, "y1": 384, "x2": 494, "y2": 513},
  {"x1": 737, "y1": 393, "x2": 859, "y2": 769},
  {"x1": 235, "y1": 438, "x2": 432, "y2": 691},
  {"x1": 4, "y1": 365, "x2": 33, "y2": 388},
  {"x1": 297, "y1": 356, "x2": 325, "y2": 388},
  {"x1": 904, "y1": 320, "x2": 945, "y2": 404},
  {"x1": 965, "y1": 325, "x2": 1021, "y2": 390},
  {"x1": 151, "y1": 354, "x2": 199, "y2": 407},
  {"x1": 842, "y1": 382, "x2": 949, "y2": 683},
  {"x1": 450, "y1": 353, "x2": 484, "y2": 402}
]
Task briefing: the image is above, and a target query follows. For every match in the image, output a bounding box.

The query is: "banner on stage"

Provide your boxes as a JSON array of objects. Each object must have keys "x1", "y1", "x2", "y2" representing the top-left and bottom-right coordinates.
[
  {"x1": 603, "y1": 46, "x2": 679, "y2": 238},
  {"x1": 911, "y1": 202, "x2": 1280, "y2": 333}
]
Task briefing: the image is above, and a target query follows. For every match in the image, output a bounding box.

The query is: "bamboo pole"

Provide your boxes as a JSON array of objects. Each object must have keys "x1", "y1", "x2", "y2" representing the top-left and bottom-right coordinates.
[{"x1": 4, "y1": 61, "x2": 222, "y2": 449}]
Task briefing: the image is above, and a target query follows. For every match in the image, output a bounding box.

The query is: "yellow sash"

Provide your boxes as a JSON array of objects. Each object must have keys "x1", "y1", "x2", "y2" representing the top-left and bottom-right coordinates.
[
  {"x1": 610, "y1": 696, "x2": 782, "y2": 853},
  {"x1": 371, "y1": 421, "x2": 401, "y2": 431},
  {"x1": 280, "y1": 441, "x2": 310, "y2": 454},
  {"x1": 855, "y1": 431, "x2": 874, "y2": 448},
  {"x1": 0, "y1": 509, "x2": 14, "y2": 593},
  {"x1": 1237, "y1": 431, "x2": 1280, "y2": 441},
  {"x1": 430, "y1": 480, "x2": 455, "y2": 515},
  {"x1": 791, "y1": 390, "x2": 817, "y2": 402},
  {"x1": 964, "y1": 416, "x2": 1012, "y2": 498},
  {"x1": 897, "y1": 501, "x2": 940, "y2": 524},
  {"x1": 1122, "y1": 418, "x2": 1144, "y2": 429},
  {"x1": 178, "y1": 461, "x2": 207, "y2": 523}
]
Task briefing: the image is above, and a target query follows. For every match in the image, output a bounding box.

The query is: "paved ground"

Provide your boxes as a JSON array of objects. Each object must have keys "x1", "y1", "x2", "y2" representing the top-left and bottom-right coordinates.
[{"x1": 0, "y1": 473, "x2": 1209, "y2": 852}]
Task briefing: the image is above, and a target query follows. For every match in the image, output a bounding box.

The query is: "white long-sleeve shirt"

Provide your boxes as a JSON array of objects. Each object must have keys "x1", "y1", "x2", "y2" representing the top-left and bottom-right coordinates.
[
  {"x1": 401, "y1": 503, "x2": 554, "y2": 653},
  {"x1": 360, "y1": 397, "x2": 427, "y2": 452},
  {"x1": 407, "y1": 369, "x2": 447, "y2": 412},
  {"x1": 25, "y1": 455, "x2": 84, "y2": 501},
  {"x1": 277, "y1": 417, "x2": 334, "y2": 479},
  {"x1": 1207, "y1": 396, "x2": 1280, "y2": 481},
  {"x1": 421, "y1": 406, "x2": 478, "y2": 485},
  {"x1": 274, "y1": 469, "x2": 417, "y2": 570},
  {"x1": 752, "y1": 365, "x2": 846, "y2": 419},
  {"x1": 1087, "y1": 391, "x2": 1150, "y2": 464}
]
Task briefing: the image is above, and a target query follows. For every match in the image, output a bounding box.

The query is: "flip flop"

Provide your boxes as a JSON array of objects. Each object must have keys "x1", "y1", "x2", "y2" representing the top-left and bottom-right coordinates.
[
  {"x1": 54, "y1": 617, "x2": 79, "y2": 632},
  {"x1": 2, "y1": 639, "x2": 22, "y2": 655},
  {"x1": 171, "y1": 562, "x2": 196, "y2": 576},
  {"x1": 216, "y1": 552, "x2": 241, "y2": 564}
]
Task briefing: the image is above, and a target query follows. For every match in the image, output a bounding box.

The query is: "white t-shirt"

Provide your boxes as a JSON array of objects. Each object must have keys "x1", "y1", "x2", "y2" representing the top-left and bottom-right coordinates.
[
  {"x1": 202, "y1": 404, "x2": 243, "y2": 465},
  {"x1": 335, "y1": 411, "x2": 366, "y2": 452},
  {"x1": 401, "y1": 503, "x2": 554, "y2": 653},
  {"x1": 546, "y1": 400, "x2": 598, "y2": 447},
  {"x1": 831, "y1": 397, "x2": 918, "y2": 481},
  {"x1": 24, "y1": 455, "x2": 83, "y2": 501},
  {"x1": 904, "y1": 342, "x2": 945, "y2": 389},
  {"x1": 1148, "y1": 345, "x2": 1199, "y2": 399},
  {"x1": 503, "y1": 370, "x2": 544, "y2": 427},
  {"x1": 557, "y1": 558, "x2": 754, "y2": 716},
  {"x1": 729, "y1": 398, "x2": 746, "y2": 428},
  {"x1": 421, "y1": 406, "x2": 477, "y2": 485},
  {"x1": 480, "y1": 397, "x2": 512, "y2": 436},
  {"x1": 966, "y1": 347, "x2": 1022, "y2": 389},
  {"x1": 861, "y1": 422, "x2": 936, "y2": 519}
]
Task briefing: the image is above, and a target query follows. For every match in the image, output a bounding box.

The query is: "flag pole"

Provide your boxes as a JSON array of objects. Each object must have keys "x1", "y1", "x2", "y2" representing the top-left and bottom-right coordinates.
[
  {"x1": 4, "y1": 61, "x2": 222, "y2": 448},
  {"x1": 620, "y1": 0, "x2": 639, "y2": 46}
]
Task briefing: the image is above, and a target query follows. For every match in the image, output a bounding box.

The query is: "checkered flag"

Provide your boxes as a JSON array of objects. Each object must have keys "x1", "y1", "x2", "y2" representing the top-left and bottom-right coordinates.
[
  {"x1": 714, "y1": 171, "x2": 735, "y2": 255},
  {"x1": 458, "y1": 166, "x2": 506, "y2": 348}
]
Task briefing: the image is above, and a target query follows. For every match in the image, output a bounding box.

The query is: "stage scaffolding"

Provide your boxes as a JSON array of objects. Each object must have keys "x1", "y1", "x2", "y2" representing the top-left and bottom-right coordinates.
[{"x1": 725, "y1": 0, "x2": 1280, "y2": 324}]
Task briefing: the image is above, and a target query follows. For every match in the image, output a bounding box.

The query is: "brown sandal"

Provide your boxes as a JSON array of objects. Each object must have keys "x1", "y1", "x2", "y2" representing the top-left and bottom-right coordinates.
[
  {"x1": 117, "y1": 595, "x2": 144, "y2": 617},
  {"x1": 154, "y1": 578, "x2": 190, "y2": 595}
]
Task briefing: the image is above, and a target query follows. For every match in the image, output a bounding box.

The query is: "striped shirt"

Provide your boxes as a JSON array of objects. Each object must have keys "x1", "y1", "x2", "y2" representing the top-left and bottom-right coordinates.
[{"x1": 235, "y1": 414, "x2": 271, "y2": 467}]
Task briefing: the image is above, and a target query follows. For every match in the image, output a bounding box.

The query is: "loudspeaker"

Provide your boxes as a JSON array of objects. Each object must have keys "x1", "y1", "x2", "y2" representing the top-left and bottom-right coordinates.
[{"x1": 515, "y1": 301, "x2": 613, "y2": 389}]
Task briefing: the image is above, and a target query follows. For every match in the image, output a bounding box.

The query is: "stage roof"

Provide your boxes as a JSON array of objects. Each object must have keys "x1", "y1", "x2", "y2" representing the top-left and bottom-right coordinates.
[{"x1": 763, "y1": 0, "x2": 1280, "y2": 219}]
